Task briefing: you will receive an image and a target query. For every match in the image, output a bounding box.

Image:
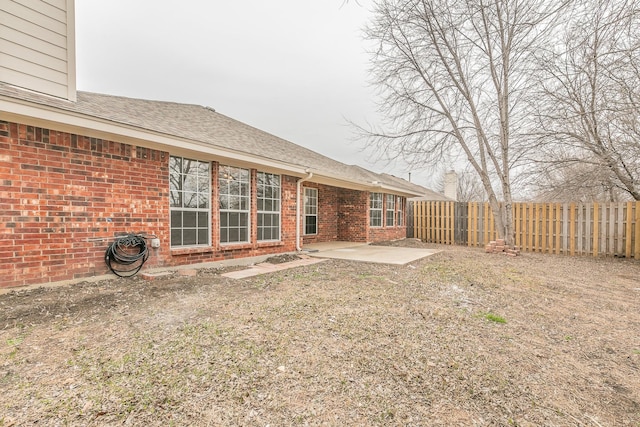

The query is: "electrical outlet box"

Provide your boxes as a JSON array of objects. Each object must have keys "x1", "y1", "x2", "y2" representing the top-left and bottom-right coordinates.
[{"x1": 151, "y1": 238, "x2": 161, "y2": 248}]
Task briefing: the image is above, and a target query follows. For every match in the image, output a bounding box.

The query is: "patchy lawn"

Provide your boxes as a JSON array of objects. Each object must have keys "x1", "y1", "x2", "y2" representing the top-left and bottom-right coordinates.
[{"x1": 1, "y1": 241, "x2": 639, "y2": 426}]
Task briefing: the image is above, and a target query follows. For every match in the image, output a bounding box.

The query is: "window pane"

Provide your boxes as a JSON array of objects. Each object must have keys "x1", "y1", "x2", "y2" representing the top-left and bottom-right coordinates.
[
  {"x1": 239, "y1": 213, "x2": 248, "y2": 227},
  {"x1": 219, "y1": 196, "x2": 228, "y2": 210},
  {"x1": 184, "y1": 192, "x2": 198, "y2": 208},
  {"x1": 183, "y1": 229, "x2": 196, "y2": 246},
  {"x1": 170, "y1": 190, "x2": 182, "y2": 208},
  {"x1": 229, "y1": 228, "x2": 239, "y2": 242},
  {"x1": 171, "y1": 229, "x2": 181, "y2": 247},
  {"x1": 184, "y1": 211, "x2": 197, "y2": 227},
  {"x1": 184, "y1": 172, "x2": 197, "y2": 192},
  {"x1": 230, "y1": 212, "x2": 239, "y2": 227},
  {"x1": 305, "y1": 216, "x2": 317, "y2": 235},
  {"x1": 169, "y1": 156, "x2": 182, "y2": 176},
  {"x1": 198, "y1": 211, "x2": 208, "y2": 227},
  {"x1": 198, "y1": 193, "x2": 209, "y2": 209},
  {"x1": 229, "y1": 195, "x2": 240, "y2": 210},
  {"x1": 171, "y1": 211, "x2": 182, "y2": 227},
  {"x1": 197, "y1": 228, "x2": 208, "y2": 245}
]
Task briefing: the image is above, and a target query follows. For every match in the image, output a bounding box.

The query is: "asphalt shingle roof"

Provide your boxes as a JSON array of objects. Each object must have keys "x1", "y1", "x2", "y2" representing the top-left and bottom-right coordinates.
[{"x1": 0, "y1": 83, "x2": 429, "y2": 196}]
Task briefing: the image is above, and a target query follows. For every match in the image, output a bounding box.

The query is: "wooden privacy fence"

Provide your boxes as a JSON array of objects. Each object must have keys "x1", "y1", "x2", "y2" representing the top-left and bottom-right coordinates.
[{"x1": 410, "y1": 201, "x2": 640, "y2": 258}]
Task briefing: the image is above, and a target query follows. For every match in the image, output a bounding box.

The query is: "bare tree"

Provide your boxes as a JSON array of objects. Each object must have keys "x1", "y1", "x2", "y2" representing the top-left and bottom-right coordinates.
[
  {"x1": 533, "y1": 159, "x2": 628, "y2": 202},
  {"x1": 532, "y1": 0, "x2": 640, "y2": 201},
  {"x1": 457, "y1": 170, "x2": 488, "y2": 202},
  {"x1": 364, "y1": 0, "x2": 566, "y2": 245}
]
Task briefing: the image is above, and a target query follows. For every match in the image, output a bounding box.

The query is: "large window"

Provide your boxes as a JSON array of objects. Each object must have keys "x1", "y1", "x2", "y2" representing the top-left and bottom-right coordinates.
[
  {"x1": 386, "y1": 194, "x2": 395, "y2": 227},
  {"x1": 219, "y1": 165, "x2": 250, "y2": 244},
  {"x1": 370, "y1": 192, "x2": 382, "y2": 227},
  {"x1": 304, "y1": 187, "x2": 318, "y2": 235},
  {"x1": 170, "y1": 156, "x2": 210, "y2": 247},
  {"x1": 257, "y1": 172, "x2": 281, "y2": 241},
  {"x1": 397, "y1": 196, "x2": 405, "y2": 226}
]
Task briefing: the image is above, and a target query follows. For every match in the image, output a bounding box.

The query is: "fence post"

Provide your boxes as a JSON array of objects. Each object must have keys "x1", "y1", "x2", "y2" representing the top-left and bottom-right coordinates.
[
  {"x1": 626, "y1": 201, "x2": 633, "y2": 258},
  {"x1": 635, "y1": 201, "x2": 640, "y2": 259},
  {"x1": 593, "y1": 203, "x2": 599, "y2": 257}
]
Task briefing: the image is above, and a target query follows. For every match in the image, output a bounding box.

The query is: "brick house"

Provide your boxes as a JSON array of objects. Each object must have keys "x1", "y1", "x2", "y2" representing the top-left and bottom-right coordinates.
[{"x1": 0, "y1": 1, "x2": 428, "y2": 288}]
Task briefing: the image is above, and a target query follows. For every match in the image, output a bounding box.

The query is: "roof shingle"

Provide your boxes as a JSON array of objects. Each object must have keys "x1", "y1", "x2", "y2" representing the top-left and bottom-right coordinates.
[{"x1": 0, "y1": 83, "x2": 429, "y2": 196}]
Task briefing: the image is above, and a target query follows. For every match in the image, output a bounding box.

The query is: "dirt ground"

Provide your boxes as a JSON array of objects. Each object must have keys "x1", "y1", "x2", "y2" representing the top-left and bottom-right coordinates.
[{"x1": 1, "y1": 240, "x2": 639, "y2": 426}]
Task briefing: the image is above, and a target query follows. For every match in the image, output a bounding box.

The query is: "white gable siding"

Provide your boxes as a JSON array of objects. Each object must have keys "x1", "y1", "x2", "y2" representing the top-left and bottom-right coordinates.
[{"x1": 0, "y1": 0, "x2": 76, "y2": 100}]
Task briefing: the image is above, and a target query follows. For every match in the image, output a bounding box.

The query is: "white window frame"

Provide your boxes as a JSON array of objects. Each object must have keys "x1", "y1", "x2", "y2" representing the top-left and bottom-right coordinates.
[
  {"x1": 169, "y1": 156, "x2": 211, "y2": 247},
  {"x1": 370, "y1": 192, "x2": 383, "y2": 227},
  {"x1": 397, "y1": 196, "x2": 405, "y2": 226},
  {"x1": 257, "y1": 172, "x2": 281, "y2": 242},
  {"x1": 386, "y1": 194, "x2": 395, "y2": 227},
  {"x1": 303, "y1": 187, "x2": 318, "y2": 235},
  {"x1": 219, "y1": 165, "x2": 251, "y2": 244}
]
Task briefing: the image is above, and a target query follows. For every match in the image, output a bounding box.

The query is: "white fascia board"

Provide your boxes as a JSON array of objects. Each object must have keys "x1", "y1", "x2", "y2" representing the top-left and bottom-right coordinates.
[
  {"x1": 307, "y1": 171, "x2": 423, "y2": 197},
  {"x1": 0, "y1": 97, "x2": 310, "y2": 176},
  {"x1": 377, "y1": 183, "x2": 425, "y2": 198}
]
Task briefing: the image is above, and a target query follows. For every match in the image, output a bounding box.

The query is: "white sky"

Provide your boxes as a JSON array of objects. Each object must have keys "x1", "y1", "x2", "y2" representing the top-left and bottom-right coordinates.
[{"x1": 74, "y1": 1, "x2": 435, "y2": 188}]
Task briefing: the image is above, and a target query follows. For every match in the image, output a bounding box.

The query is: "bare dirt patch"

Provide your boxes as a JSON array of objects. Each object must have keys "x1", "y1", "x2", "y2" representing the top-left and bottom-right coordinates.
[{"x1": 1, "y1": 241, "x2": 639, "y2": 426}]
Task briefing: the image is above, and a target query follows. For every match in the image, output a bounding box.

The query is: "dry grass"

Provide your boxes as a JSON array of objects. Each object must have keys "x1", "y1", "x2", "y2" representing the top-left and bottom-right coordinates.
[{"x1": 1, "y1": 242, "x2": 639, "y2": 426}]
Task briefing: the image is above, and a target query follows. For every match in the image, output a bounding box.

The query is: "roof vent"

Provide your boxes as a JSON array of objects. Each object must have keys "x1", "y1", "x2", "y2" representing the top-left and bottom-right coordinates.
[{"x1": 205, "y1": 106, "x2": 216, "y2": 113}]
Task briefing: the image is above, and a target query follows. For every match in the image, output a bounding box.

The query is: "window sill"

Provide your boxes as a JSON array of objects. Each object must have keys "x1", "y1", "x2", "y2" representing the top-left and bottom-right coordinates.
[
  {"x1": 256, "y1": 240, "x2": 284, "y2": 248},
  {"x1": 219, "y1": 242, "x2": 253, "y2": 251},
  {"x1": 170, "y1": 246, "x2": 214, "y2": 256}
]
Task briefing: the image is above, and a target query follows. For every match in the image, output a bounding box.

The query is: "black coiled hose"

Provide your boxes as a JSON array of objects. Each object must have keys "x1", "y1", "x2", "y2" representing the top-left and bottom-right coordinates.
[{"x1": 104, "y1": 234, "x2": 152, "y2": 278}]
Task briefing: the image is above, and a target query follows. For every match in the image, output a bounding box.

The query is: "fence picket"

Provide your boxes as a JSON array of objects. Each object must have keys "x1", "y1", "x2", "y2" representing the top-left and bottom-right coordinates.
[
  {"x1": 617, "y1": 203, "x2": 624, "y2": 255},
  {"x1": 593, "y1": 203, "x2": 599, "y2": 257},
  {"x1": 626, "y1": 201, "x2": 633, "y2": 258},
  {"x1": 409, "y1": 200, "x2": 638, "y2": 258},
  {"x1": 635, "y1": 201, "x2": 640, "y2": 259}
]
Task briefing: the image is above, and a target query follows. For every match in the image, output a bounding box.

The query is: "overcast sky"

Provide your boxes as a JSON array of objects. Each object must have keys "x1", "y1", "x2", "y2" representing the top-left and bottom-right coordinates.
[{"x1": 74, "y1": 1, "x2": 435, "y2": 188}]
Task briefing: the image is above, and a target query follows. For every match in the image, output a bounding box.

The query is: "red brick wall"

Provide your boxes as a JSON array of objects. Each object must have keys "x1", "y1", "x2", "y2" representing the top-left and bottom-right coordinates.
[
  {"x1": 368, "y1": 224, "x2": 406, "y2": 241},
  {"x1": 300, "y1": 186, "x2": 408, "y2": 245},
  {"x1": 337, "y1": 188, "x2": 369, "y2": 242},
  {"x1": 301, "y1": 183, "x2": 338, "y2": 244},
  {"x1": 0, "y1": 119, "x2": 409, "y2": 288},
  {"x1": 0, "y1": 121, "x2": 298, "y2": 288},
  {"x1": 0, "y1": 121, "x2": 169, "y2": 287}
]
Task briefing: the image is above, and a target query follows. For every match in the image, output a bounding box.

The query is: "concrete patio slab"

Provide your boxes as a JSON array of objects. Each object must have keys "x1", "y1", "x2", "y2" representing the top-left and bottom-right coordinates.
[{"x1": 303, "y1": 242, "x2": 439, "y2": 265}]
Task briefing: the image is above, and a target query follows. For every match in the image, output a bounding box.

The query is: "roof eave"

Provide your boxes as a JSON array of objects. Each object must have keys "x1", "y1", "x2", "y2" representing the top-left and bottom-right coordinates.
[
  {"x1": 0, "y1": 95, "x2": 310, "y2": 176},
  {"x1": 308, "y1": 172, "x2": 424, "y2": 197},
  {"x1": 1, "y1": 94, "x2": 427, "y2": 196}
]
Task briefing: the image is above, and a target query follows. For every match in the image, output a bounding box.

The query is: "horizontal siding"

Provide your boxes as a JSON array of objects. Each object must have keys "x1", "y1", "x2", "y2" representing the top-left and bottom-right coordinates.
[
  {"x1": 41, "y1": 0, "x2": 67, "y2": 16},
  {"x1": 0, "y1": 65, "x2": 67, "y2": 98},
  {"x1": 0, "y1": 50, "x2": 67, "y2": 84},
  {"x1": 0, "y1": 0, "x2": 73, "y2": 100},
  {"x1": 0, "y1": 24, "x2": 67, "y2": 59},
  {"x1": 0, "y1": 10, "x2": 67, "y2": 48},
  {"x1": 0, "y1": 38, "x2": 67, "y2": 73},
  {"x1": 3, "y1": 1, "x2": 67, "y2": 34}
]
